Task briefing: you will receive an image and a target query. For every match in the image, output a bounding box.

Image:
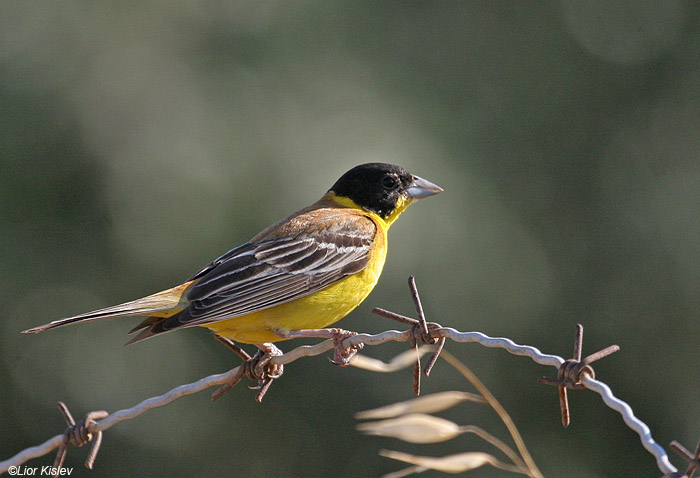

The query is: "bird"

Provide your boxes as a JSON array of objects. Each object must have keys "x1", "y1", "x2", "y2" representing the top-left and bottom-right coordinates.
[{"x1": 23, "y1": 163, "x2": 442, "y2": 372}]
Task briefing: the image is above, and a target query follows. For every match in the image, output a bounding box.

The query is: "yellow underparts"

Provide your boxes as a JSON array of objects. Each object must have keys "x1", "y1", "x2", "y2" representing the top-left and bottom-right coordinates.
[
  {"x1": 205, "y1": 253, "x2": 385, "y2": 343},
  {"x1": 204, "y1": 194, "x2": 413, "y2": 344}
]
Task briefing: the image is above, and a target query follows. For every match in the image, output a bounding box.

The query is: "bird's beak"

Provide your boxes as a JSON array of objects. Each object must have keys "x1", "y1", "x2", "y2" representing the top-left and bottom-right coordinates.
[{"x1": 405, "y1": 175, "x2": 444, "y2": 199}]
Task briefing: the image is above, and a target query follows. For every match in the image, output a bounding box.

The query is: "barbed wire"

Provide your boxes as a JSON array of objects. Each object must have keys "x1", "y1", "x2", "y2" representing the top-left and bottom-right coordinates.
[
  {"x1": 0, "y1": 327, "x2": 678, "y2": 476},
  {"x1": 0, "y1": 278, "x2": 682, "y2": 477}
]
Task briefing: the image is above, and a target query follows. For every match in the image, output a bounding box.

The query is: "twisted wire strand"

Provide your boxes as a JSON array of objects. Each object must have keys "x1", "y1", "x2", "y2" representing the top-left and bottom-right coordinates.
[
  {"x1": 0, "y1": 326, "x2": 677, "y2": 475},
  {"x1": 582, "y1": 375, "x2": 676, "y2": 474}
]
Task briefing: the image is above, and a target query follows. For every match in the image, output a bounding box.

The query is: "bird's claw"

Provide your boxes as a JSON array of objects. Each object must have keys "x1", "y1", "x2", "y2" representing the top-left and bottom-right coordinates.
[
  {"x1": 327, "y1": 328, "x2": 364, "y2": 366},
  {"x1": 212, "y1": 337, "x2": 284, "y2": 402}
]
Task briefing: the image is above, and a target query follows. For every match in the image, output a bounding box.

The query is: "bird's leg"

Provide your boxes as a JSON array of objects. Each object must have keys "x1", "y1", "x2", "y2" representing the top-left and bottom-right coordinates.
[
  {"x1": 275, "y1": 328, "x2": 363, "y2": 366},
  {"x1": 212, "y1": 335, "x2": 283, "y2": 402},
  {"x1": 214, "y1": 334, "x2": 253, "y2": 360}
]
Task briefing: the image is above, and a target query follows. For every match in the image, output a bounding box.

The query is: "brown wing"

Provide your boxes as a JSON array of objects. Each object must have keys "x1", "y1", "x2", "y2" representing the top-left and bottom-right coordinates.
[{"x1": 131, "y1": 208, "x2": 377, "y2": 338}]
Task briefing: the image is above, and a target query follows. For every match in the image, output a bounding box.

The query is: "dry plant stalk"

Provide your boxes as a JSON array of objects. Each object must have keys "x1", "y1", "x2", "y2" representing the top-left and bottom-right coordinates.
[{"x1": 357, "y1": 351, "x2": 542, "y2": 477}]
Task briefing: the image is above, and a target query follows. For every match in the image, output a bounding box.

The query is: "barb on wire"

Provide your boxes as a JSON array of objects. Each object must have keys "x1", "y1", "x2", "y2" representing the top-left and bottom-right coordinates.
[
  {"x1": 668, "y1": 438, "x2": 700, "y2": 478},
  {"x1": 52, "y1": 402, "x2": 108, "y2": 476},
  {"x1": 0, "y1": 277, "x2": 679, "y2": 477},
  {"x1": 371, "y1": 275, "x2": 445, "y2": 395},
  {"x1": 537, "y1": 324, "x2": 619, "y2": 427}
]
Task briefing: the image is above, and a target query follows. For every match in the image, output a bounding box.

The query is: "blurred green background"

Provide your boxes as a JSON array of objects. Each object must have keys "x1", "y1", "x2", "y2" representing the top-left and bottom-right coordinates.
[{"x1": 2, "y1": 2, "x2": 699, "y2": 477}]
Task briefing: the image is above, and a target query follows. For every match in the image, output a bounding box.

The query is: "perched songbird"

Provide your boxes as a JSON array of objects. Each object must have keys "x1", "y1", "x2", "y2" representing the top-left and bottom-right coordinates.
[{"x1": 23, "y1": 163, "x2": 442, "y2": 369}]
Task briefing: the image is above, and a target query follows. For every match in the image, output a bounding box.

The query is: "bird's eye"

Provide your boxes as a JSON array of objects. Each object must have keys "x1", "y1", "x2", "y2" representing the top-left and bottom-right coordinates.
[{"x1": 382, "y1": 175, "x2": 398, "y2": 189}]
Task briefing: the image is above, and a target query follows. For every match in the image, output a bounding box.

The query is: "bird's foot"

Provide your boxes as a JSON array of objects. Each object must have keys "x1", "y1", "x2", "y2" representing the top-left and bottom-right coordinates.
[
  {"x1": 327, "y1": 328, "x2": 364, "y2": 365},
  {"x1": 251, "y1": 342, "x2": 285, "y2": 382},
  {"x1": 212, "y1": 335, "x2": 283, "y2": 402},
  {"x1": 275, "y1": 328, "x2": 363, "y2": 366}
]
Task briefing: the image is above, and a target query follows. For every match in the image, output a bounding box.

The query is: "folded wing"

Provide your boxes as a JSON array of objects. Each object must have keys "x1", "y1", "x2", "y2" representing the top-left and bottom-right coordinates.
[{"x1": 128, "y1": 211, "x2": 376, "y2": 341}]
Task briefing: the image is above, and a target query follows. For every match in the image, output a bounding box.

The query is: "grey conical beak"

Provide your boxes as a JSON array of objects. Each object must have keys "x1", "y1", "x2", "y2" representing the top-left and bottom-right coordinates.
[{"x1": 406, "y1": 175, "x2": 444, "y2": 199}]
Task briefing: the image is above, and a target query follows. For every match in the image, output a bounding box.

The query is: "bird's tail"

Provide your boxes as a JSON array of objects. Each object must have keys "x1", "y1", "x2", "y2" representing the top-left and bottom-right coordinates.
[{"x1": 21, "y1": 281, "x2": 194, "y2": 334}]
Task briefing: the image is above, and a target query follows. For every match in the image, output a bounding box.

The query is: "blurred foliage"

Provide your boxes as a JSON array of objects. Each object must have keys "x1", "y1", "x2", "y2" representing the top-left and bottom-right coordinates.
[{"x1": 2, "y1": 1, "x2": 700, "y2": 477}]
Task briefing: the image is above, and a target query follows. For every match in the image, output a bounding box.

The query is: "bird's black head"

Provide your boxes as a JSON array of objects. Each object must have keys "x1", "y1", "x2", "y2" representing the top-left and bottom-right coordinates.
[{"x1": 328, "y1": 163, "x2": 442, "y2": 220}]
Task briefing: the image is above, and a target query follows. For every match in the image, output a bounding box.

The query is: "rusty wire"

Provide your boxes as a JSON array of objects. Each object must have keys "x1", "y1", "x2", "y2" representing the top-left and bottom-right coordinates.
[
  {"x1": 0, "y1": 277, "x2": 681, "y2": 476},
  {"x1": 666, "y1": 438, "x2": 700, "y2": 478},
  {"x1": 538, "y1": 324, "x2": 619, "y2": 427},
  {"x1": 52, "y1": 402, "x2": 108, "y2": 477}
]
